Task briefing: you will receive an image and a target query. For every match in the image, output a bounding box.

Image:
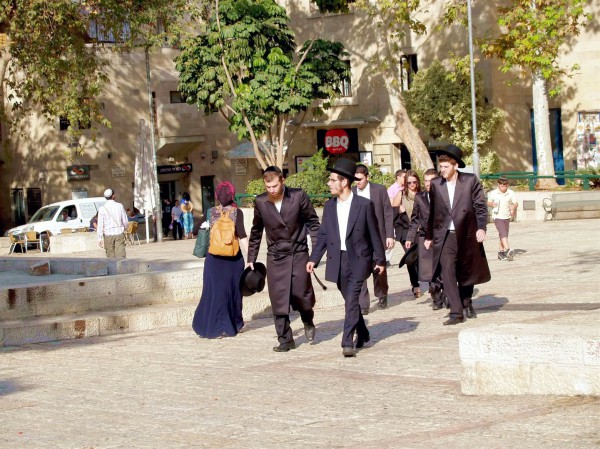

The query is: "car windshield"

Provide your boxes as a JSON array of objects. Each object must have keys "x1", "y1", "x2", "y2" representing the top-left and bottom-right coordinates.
[{"x1": 29, "y1": 206, "x2": 59, "y2": 223}]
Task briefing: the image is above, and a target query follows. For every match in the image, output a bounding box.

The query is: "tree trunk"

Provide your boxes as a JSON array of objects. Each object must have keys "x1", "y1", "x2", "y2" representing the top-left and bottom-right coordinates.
[
  {"x1": 532, "y1": 69, "x2": 558, "y2": 189},
  {"x1": 389, "y1": 89, "x2": 434, "y2": 171}
]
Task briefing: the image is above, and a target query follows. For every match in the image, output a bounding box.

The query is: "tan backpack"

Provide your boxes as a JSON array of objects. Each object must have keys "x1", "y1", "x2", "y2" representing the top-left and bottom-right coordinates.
[{"x1": 208, "y1": 207, "x2": 239, "y2": 257}]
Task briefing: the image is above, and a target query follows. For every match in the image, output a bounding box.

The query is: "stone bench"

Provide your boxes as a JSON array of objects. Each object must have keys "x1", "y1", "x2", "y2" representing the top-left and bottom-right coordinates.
[
  {"x1": 542, "y1": 191, "x2": 600, "y2": 221},
  {"x1": 459, "y1": 324, "x2": 600, "y2": 396},
  {"x1": 49, "y1": 232, "x2": 99, "y2": 254}
]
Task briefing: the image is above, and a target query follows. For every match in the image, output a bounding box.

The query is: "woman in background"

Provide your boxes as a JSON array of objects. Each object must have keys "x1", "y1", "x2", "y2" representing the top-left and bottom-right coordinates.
[
  {"x1": 181, "y1": 192, "x2": 194, "y2": 239},
  {"x1": 394, "y1": 170, "x2": 422, "y2": 298}
]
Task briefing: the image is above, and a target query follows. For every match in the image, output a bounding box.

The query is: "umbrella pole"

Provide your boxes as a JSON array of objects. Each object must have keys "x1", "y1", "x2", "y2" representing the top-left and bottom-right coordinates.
[{"x1": 145, "y1": 211, "x2": 150, "y2": 243}]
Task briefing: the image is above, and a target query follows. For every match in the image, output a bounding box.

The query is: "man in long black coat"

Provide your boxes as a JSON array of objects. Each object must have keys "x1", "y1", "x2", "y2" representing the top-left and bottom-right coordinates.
[
  {"x1": 247, "y1": 166, "x2": 320, "y2": 352},
  {"x1": 424, "y1": 146, "x2": 491, "y2": 325},
  {"x1": 307, "y1": 159, "x2": 386, "y2": 357}
]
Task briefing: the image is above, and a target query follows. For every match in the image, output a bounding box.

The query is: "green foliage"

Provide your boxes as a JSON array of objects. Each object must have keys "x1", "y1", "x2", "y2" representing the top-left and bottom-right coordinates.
[
  {"x1": 175, "y1": 0, "x2": 349, "y2": 166},
  {"x1": 359, "y1": 164, "x2": 395, "y2": 188},
  {"x1": 245, "y1": 179, "x2": 266, "y2": 196},
  {"x1": 464, "y1": 150, "x2": 500, "y2": 189},
  {"x1": 404, "y1": 59, "x2": 504, "y2": 156},
  {"x1": 1, "y1": 0, "x2": 195, "y2": 142},
  {"x1": 480, "y1": 0, "x2": 592, "y2": 95},
  {"x1": 575, "y1": 167, "x2": 600, "y2": 189}
]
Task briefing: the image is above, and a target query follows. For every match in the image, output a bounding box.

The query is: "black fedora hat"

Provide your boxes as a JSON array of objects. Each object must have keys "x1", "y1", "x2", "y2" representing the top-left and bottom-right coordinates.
[
  {"x1": 437, "y1": 144, "x2": 466, "y2": 168},
  {"x1": 239, "y1": 262, "x2": 267, "y2": 297},
  {"x1": 399, "y1": 243, "x2": 419, "y2": 268},
  {"x1": 328, "y1": 158, "x2": 359, "y2": 181}
]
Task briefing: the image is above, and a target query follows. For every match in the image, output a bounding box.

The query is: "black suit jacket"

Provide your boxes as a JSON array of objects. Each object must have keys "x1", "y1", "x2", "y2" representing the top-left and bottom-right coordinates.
[
  {"x1": 309, "y1": 194, "x2": 385, "y2": 283},
  {"x1": 352, "y1": 182, "x2": 394, "y2": 244}
]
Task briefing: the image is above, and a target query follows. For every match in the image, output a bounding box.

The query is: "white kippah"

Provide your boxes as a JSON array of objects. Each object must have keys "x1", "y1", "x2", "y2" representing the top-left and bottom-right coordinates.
[{"x1": 104, "y1": 188, "x2": 114, "y2": 198}]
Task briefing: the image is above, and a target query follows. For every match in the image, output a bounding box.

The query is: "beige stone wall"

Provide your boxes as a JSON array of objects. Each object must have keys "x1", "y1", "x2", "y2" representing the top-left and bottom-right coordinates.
[{"x1": 1, "y1": 0, "x2": 599, "y2": 233}]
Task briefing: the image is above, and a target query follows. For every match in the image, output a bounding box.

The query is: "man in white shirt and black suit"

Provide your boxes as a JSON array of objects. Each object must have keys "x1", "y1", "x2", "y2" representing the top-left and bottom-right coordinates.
[{"x1": 307, "y1": 159, "x2": 386, "y2": 357}]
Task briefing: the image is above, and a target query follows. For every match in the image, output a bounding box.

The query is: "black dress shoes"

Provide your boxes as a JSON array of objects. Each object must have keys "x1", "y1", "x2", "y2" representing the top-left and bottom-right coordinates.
[
  {"x1": 378, "y1": 296, "x2": 388, "y2": 309},
  {"x1": 355, "y1": 333, "x2": 371, "y2": 349},
  {"x1": 432, "y1": 304, "x2": 443, "y2": 311},
  {"x1": 443, "y1": 316, "x2": 465, "y2": 326},
  {"x1": 342, "y1": 347, "x2": 357, "y2": 357},
  {"x1": 304, "y1": 324, "x2": 316, "y2": 342},
  {"x1": 465, "y1": 306, "x2": 477, "y2": 319},
  {"x1": 273, "y1": 341, "x2": 296, "y2": 352}
]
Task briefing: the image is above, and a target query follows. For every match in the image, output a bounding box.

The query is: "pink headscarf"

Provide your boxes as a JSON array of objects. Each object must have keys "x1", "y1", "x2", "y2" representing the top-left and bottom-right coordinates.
[{"x1": 216, "y1": 181, "x2": 236, "y2": 207}]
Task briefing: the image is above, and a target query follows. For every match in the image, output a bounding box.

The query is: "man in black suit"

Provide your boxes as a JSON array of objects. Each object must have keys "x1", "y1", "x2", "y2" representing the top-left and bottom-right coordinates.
[
  {"x1": 352, "y1": 164, "x2": 395, "y2": 313},
  {"x1": 424, "y1": 145, "x2": 491, "y2": 325},
  {"x1": 405, "y1": 169, "x2": 444, "y2": 309},
  {"x1": 247, "y1": 166, "x2": 320, "y2": 352},
  {"x1": 307, "y1": 159, "x2": 386, "y2": 357}
]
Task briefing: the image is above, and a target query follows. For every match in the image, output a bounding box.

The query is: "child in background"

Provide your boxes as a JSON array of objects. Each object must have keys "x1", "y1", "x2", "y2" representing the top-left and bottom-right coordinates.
[{"x1": 487, "y1": 176, "x2": 518, "y2": 261}]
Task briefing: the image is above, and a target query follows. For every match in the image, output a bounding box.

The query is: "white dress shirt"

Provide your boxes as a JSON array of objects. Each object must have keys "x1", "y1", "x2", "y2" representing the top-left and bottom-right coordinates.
[
  {"x1": 356, "y1": 182, "x2": 371, "y2": 200},
  {"x1": 447, "y1": 180, "x2": 456, "y2": 231},
  {"x1": 97, "y1": 200, "x2": 129, "y2": 241},
  {"x1": 336, "y1": 192, "x2": 353, "y2": 251}
]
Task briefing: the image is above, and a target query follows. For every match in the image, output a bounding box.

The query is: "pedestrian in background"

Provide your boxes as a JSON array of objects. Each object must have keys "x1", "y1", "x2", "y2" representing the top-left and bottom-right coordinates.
[
  {"x1": 97, "y1": 188, "x2": 129, "y2": 258},
  {"x1": 352, "y1": 164, "x2": 394, "y2": 313},
  {"x1": 171, "y1": 199, "x2": 183, "y2": 240},
  {"x1": 487, "y1": 176, "x2": 518, "y2": 261}
]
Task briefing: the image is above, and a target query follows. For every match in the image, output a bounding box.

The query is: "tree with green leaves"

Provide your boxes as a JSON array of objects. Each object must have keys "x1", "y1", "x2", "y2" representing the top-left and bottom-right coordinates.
[
  {"x1": 0, "y1": 0, "x2": 194, "y2": 146},
  {"x1": 404, "y1": 58, "x2": 504, "y2": 156},
  {"x1": 480, "y1": 0, "x2": 592, "y2": 189},
  {"x1": 175, "y1": 0, "x2": 350, "y2": 170}
]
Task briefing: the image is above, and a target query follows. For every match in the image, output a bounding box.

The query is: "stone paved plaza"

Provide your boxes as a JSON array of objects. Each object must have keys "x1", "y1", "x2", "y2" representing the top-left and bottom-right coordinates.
[{"x1": 1, "y1": 219, "x2": 599, "y2": 448}]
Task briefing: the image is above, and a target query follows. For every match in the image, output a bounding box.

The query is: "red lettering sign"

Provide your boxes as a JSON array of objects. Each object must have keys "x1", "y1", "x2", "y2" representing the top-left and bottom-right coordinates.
[{"x1": 324, "y1": 129, "x2": 349, "y2": 154}]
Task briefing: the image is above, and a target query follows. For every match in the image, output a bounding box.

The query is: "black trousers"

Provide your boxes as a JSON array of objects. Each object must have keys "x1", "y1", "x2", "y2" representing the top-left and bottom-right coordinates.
[
  {"x1": 358, "y1": 263, "x2": 388, "y2": 309},
  {"x1": 172, "y1": 222, "x2": 183, "y2": 240},
  {"x1": 274, "y1": 310, "x2": 314, "y2": 344},
  {"x1": 401, "y1": 240, "x2": 419, "y2": 288},
  {"x1": 338, "y1": 251, "x2": 369, "y2": 348},
  {"x1": 439, "y1": 231, "x2": 474, "y2": 318}
]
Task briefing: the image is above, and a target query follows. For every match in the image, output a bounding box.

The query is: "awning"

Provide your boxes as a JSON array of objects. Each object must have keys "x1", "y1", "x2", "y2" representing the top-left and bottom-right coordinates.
[
  {"x1": 226, "y1": 141, "x2": 282, "y2": 159},
  {"x1": 296, "y1": 116, "x2": 382, "y2": 129}
]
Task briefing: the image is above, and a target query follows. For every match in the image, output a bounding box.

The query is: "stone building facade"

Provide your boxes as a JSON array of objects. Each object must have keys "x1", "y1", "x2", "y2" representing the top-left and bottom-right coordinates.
[{"x1": 1, "y1": 0, "x2": 598, "y2": 234}]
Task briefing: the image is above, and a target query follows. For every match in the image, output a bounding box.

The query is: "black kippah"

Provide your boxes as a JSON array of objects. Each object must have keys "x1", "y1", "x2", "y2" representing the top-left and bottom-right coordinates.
[{"x1": 264, "y1": 166, "x2": 282, "y2": 174}]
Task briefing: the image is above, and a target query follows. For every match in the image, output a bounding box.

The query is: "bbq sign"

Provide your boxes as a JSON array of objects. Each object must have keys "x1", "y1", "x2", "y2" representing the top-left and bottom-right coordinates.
[
  {"x1": 66, "y1": 165, "x2": 90, "y2": 181},
  {"x1": 324, "y1": 129, "x2": 350, "y2": 154}
]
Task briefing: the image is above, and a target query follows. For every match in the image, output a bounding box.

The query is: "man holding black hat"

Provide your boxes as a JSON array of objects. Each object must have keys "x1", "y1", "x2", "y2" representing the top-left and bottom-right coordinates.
[
  {"x1": 247, "y1": 166, "x2": 321, "y2": 352},
  {"x1": 424, "y1": 145, "x2": 491, "y2": 325},
  {"x1": 307, "y1": 159, "x2": 386, "y2": 357},
  {"x1": 97, "y1": 188, "x2": 129, "y2": 258}
]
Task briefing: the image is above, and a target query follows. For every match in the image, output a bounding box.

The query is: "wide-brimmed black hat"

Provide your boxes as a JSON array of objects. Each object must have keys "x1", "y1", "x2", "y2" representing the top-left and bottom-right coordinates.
[
  {"x1": 399, "y1": 244, "x2": 419, "y2": 268},
  {"x1": 239, "y1": 262, "x2": 267, "y2": 297},
  {"x1": 437, "y1": 144, "x2": 466, "y2": 168},
  {"x1": 328, "y1": 158, "x2": 359, "y2": 182}
]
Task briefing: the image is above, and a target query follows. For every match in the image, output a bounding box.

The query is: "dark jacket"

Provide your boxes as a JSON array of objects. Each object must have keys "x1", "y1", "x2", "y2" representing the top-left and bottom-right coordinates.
[
  {"x1": 352, "y1": 182, "x2": 394, "y2": 244},
  {"x1": 247, "y1": 187, "x2": 320, "y2": 315},
  {"x1": 310, "y1": 194, "x2": 385, "y2": 283},
  {"x1": 426, "y1": 172, "x2": 491, "y2": 286}
]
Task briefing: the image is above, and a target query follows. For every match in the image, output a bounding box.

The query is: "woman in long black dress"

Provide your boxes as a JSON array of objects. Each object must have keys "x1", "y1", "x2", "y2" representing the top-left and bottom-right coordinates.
[{"x1": 192, "y1": 181, "x2": 248, "y2": 338}]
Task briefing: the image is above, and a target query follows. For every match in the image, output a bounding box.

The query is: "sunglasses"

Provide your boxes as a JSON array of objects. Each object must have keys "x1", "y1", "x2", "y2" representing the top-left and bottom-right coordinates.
[{"x1": 407, "y1": 181, "x2": 419, "y2": 185}]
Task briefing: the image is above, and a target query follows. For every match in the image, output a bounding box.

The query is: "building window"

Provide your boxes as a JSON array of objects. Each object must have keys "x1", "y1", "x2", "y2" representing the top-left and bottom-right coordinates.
[
  {"x1": 59, "y1": 116, "x2": 91, "y2": 131},
  {"x1": 87, "y1": 21, "x2": 131, "y2": 43},
  {"x1": 340, "y1": 61, "x2": 352, "y2": 97},
  {"x1": 26, "y1": 188, "x2": 42, "y2": 219},
  {"x1": 400, "y1": 54, "x2": 418, "y2": 91},
  {"x1": 169, "y1": 91, "x2": 186, "y2": 103}
]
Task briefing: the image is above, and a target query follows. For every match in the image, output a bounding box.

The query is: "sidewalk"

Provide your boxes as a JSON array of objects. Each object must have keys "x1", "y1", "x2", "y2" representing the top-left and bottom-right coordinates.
[{"x1": 0, "y1": 219, "x2": 599, "y2": 448}]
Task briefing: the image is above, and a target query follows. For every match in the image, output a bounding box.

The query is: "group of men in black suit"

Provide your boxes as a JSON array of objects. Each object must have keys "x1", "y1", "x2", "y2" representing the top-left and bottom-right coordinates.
[{"x1": 247, "y1": 145, "x2": 490, "y2": 357}]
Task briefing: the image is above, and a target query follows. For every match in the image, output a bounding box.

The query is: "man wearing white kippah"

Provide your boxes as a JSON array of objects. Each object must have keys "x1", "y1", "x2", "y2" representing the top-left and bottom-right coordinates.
[{"x1": 97, "y1": 188, "x2": 129, "y2": 258}]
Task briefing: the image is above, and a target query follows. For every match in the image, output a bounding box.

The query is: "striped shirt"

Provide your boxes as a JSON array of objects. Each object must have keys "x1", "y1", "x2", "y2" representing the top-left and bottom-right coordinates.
[{"x1": 97, "y1": 200, "x2": 129, "y2": 241}]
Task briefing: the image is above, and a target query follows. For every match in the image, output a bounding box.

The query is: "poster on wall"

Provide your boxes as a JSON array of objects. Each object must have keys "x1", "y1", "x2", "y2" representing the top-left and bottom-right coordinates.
[
  {"x1": 295, "y1": 156, "x2": 310, "y2": 173},
  {"x1": 359, "y1": 151, "x2": 372, "y2": 166},
  {"x1": 317, "y1": 128, "x2": 359, "y2": 155},
  {"x1": 576, "y1": 112, "x2": 600, "y2": 169}
]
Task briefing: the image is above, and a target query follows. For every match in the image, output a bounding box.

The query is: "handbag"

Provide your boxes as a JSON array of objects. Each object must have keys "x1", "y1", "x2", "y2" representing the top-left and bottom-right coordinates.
[{"x1": 193, "y1": 228, "x2": 210, "y2": 258}]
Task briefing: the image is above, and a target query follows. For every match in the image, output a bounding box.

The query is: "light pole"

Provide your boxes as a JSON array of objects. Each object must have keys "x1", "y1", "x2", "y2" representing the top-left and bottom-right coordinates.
[{"x1": 467, "y1": 0, "x2": 480, "y2": 177}]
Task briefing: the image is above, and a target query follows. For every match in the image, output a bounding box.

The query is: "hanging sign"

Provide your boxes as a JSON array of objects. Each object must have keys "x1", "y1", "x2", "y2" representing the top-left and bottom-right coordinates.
[
  {"x1": 66, "y1": 165, "x2": 90, "y2": 181},
  {"x1": 324, "y1": 129, "x2": 350, "y2": 154}
]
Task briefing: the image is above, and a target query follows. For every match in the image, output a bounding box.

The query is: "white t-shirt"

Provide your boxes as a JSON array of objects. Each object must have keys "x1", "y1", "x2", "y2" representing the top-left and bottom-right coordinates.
[{"x1": 488, "y1": 188, "x2": 517, "y2": 220}]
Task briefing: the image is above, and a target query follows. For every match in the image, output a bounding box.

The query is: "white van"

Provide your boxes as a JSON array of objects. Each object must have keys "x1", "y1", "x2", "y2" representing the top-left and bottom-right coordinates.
[{"x1": 5, "y1": 197, "x2": 107, "y2": 249}]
